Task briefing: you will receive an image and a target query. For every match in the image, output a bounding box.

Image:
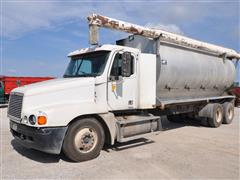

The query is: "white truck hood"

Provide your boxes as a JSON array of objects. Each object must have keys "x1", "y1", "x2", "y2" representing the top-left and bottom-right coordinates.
[
  {"x1": 9, "y1": 77, "x2": 107, "y2": 127},
  {"x1": 12, "y1": 78, "x2": 95, "y2": 97}
]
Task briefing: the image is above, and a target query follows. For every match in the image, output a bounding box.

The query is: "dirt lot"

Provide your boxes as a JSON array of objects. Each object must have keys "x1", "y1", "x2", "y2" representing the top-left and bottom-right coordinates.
[{"x1": 0, "y1": 107, "x2": 239, "y2": 179}]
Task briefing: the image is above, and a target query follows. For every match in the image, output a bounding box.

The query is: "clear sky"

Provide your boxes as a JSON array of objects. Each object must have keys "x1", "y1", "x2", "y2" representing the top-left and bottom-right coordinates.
[{"x1": 1, "y1": 0, "x2": 240, "y2": 81}]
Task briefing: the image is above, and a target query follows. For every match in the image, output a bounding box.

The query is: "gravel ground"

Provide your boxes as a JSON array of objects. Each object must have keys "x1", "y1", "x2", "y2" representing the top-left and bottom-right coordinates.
[{"x1": 0, "y1": 107, "x2": 239, "y2": 179}]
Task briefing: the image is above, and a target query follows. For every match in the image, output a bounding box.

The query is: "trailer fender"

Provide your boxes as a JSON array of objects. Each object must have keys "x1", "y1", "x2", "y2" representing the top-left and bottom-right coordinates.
[{"x1": 198, "y1": 103, "x2": 214, "y2": 118}]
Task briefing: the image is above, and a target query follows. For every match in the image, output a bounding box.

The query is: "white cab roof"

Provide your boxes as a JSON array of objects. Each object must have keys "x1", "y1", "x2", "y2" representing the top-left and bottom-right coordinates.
[{"x1": 68, "y1": 44, "x2": 139, "y2": 57}]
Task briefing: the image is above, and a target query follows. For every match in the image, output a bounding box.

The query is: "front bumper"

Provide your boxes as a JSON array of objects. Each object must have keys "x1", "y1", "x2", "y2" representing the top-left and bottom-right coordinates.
[{"x1": 10, "y1": 121, "x2": 67, "y2": 154}]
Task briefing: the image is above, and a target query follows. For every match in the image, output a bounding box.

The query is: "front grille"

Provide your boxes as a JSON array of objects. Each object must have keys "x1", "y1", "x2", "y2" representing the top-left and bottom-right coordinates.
[{"x1": 8, "y1": 94, "x2": 23, "y2": 120}]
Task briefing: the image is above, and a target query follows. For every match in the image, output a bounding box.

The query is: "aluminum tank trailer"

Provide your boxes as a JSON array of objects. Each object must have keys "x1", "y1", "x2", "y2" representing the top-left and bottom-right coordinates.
[
  {"x1": 7, "y1": 14, "x2": 239, "y2": 162},
  {"x1": 116, "y1": 35, "x2": 236, "y2": 104}
]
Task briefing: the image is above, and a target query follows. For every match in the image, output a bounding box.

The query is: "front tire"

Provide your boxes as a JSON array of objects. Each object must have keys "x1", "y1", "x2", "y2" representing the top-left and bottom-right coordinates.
[{"x1": 63, "y1": 118, "x2": 105, "y2": 162}]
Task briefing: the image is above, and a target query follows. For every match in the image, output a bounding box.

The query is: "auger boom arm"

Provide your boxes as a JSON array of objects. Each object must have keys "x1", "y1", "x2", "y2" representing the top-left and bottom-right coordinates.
[{"x1": 87, "y1": 13, "x2": 240, "y2": 59}]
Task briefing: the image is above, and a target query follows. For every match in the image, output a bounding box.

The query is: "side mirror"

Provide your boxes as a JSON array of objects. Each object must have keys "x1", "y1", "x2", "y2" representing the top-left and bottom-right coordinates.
[{"x1": 121, "y1": 52, "x2": 132, "y2": 77}]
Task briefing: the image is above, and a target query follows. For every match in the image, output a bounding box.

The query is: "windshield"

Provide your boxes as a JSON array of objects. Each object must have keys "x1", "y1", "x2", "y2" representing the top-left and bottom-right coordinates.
[{"x1": 64, "y1": 51, "x2": 110, "y2": 78}]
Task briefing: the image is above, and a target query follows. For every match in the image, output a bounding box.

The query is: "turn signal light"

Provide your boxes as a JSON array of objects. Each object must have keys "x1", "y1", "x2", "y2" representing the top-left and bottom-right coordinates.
[{"x1": 38, "y1": 116, "x2": 47, "y2": 125}]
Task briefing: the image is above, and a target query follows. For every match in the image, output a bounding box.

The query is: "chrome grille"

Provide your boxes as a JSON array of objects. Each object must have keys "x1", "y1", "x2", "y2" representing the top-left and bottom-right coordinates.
[{"x1": 8, "y1": 94, "x2": 23, "y2": 120}]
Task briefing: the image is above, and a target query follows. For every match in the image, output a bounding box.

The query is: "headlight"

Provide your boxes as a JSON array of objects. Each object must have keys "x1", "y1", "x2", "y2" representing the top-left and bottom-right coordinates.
[{"x1": 29, "y1": 115, "x2": 36, "y2": 125}]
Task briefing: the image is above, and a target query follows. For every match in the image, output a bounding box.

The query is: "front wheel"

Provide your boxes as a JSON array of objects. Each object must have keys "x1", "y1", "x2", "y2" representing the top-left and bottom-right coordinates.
[{"x1": 63, "y1": 118, "x2": 105, "y2": 162}]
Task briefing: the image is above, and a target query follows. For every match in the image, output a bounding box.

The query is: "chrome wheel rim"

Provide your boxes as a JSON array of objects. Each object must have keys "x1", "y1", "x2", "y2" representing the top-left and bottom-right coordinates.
[
  {"x1": 74, "y1": 128, "x2": 98, "y2": 153},
  {"x1": 228, "y1": 108, "x2": 234, "y2": 120},
  {"x1": 216, "y1": 108, "x2": 222, "y2": 123}
]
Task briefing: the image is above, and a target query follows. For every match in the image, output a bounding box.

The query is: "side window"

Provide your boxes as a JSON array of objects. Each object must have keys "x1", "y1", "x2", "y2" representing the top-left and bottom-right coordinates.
[
  {"x1": 110, "y1": 52, "x2": 134, "y2": 77},
  {"x1": 110, "y1": 53, "x2": 122, "y2": 76}
]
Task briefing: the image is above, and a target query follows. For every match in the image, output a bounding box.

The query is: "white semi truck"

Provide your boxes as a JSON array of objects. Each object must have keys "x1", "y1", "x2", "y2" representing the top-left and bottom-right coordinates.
[{"x1": 8, "y1": 14, "x2": 239, "y2": 162}]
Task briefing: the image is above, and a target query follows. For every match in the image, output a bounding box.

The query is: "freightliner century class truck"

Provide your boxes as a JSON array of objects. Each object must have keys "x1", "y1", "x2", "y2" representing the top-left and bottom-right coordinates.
[{"x1": 8, "y1": 14, "x2": 239, "y2": 162}]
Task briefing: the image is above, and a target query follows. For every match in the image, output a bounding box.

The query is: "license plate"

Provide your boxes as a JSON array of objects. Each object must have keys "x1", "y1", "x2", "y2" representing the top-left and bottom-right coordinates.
[{"x1": 11, "y1": 122, "x2": 17, "y2": 131}]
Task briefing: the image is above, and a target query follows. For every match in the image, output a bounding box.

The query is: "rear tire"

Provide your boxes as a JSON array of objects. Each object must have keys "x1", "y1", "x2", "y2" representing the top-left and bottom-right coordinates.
[
  {"x1": 63, "y1": 118, "x2": 105, "y2": 162},
  {"x1": 208, "y1": 103, "x2": 223, "y2": 128},
  {"x1": 222, "y1": 102, "x2": 234, "y2": 124}
]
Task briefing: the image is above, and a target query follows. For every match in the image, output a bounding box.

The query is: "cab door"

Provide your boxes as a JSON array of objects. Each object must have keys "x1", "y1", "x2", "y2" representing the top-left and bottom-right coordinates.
[{"x1": 107, "y1": 51, "x2": 138, "y2": 110}]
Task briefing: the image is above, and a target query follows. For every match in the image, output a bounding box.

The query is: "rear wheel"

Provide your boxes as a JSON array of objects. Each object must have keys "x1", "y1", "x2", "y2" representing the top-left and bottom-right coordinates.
[
  {"x1": 208, "y1": 103, "x2": 223, "y2": 128},
  {"x1": 222, "y1": 102, "x2": 234, "y2": 124},
  {"x1": 63, "y1": 118, "x2": 105, "y2": 162}
]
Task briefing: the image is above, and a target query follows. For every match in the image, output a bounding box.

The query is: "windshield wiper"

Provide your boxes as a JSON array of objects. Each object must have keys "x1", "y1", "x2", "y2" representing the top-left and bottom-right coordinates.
[
  {"x1": 63, "y1": 75, "x2": 72, "y2": 78},
  {"x1": 63, "y1": 74, "x2": 97, "y2": 78},
  {"x1": 77, "y1": 74, "x2": 97, "y2": 77},
  {"x1": 79, "y1": 70, "x2": 88, "y2": 75}
]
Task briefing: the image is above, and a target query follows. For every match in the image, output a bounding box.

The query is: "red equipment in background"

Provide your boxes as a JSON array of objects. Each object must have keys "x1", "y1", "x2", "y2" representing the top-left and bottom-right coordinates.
[
  {"x1": 0, "y1": 76, "x2": 54, "y2": 104},
  {"x1": 230, "y1": 87, "x2": 240, "y2": 107}
]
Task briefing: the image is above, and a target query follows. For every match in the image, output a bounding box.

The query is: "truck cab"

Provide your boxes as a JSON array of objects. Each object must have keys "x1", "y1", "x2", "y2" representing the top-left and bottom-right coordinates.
[
  {"x1": 66, "y1": 45, "x2": 140, "y2": 110},
  {"x1": 8, "y1": 44, "x2": 157, "y2": 162}
]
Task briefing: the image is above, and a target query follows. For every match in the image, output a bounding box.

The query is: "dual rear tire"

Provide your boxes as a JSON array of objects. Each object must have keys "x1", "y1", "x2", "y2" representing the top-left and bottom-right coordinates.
[
  {"x1": 222, "y1": 102, "x2": 234, "y2": 124},
  {"x1": 202, "y1": 102, "x2": 234, "y2": 128},
  {"x1": 207, "y1": 103, "x2": 223, "y2": 127},
  {"x1": 167, "y1": 102, "x2": 234, "y2": 128}
]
